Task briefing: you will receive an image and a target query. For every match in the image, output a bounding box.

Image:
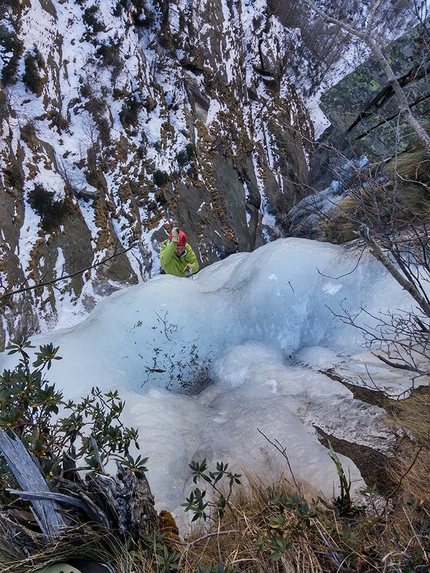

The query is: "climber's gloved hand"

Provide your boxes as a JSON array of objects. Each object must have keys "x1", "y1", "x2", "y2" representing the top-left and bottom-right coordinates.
[
  {"x1": 184, "y1": 264, "x2": 193, "y2": 277},
  {"x1": 171, "y1": 227, "x2": 179, "y2": 242}
]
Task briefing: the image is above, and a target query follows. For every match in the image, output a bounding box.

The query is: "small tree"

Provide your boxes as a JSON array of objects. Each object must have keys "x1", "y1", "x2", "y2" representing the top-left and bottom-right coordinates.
[
  {"x1": 28, "y1": 183, "x2": 71, "y2": 232},
  {"x1": 83, "y1": 5, "x2": 106, "y2": 35},
  {"x1": 0, "y1": 24, "x2": 23, "y2": 85},
  {"x1": 314, "y1": 146, "x2": 430, "y2": 375},
  {"x1": 0, "y1": 336, "x2": 167, "y2": 570},
  {"x1": 22, "y1": 47, "x2": 45, "y2": 96}
]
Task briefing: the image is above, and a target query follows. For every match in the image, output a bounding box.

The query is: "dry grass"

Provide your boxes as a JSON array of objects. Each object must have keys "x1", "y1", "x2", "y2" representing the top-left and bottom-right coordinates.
[
  {"x1": 172, "y1": 472, "x2": 325, "y2": 573},
  {"x1": 386, "y1": 386, "x2": 430, "y2": 511},
  {"x1": 166, "y1": 408, "x2": 430, "y2": 573},
  {"x1": 386, "y1": 386, "x2": 430, "y2": 448},
  {"x1": 0, "y1": 519, "x2": 150, "y2": 573},
  {"x1": 320, "y1": 144, "x2": 430, "y2": 244},
  {"x1": 1, "y1": 385, "x2": 430, "y2": 573},
  {"x1": 383, "y1": 142, "x2": 430, "y2": 185},
  {"x1": 2, "y1": 447, "x2": 430, "y2": 572},
  {"x1": 161, "y1": 456, "x2": 430, "y2": 572}
]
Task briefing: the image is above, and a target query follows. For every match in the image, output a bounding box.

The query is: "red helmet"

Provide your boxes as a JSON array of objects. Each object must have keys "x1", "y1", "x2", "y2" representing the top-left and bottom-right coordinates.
[{"x1": 170, "y1": 229, "x2": 187, "y2": 246}]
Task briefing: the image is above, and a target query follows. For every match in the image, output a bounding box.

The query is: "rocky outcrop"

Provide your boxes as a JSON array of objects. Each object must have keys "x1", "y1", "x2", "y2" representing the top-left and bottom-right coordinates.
[
  {"x1": 289, "y1": 19, "x2": 430, "y2": 240},
  {"x1": 319, "y1": 19, "x2": 430, "y2": 160},
  {"x1": 0, "y1": 0, "x2": 313, "y2": 348}
]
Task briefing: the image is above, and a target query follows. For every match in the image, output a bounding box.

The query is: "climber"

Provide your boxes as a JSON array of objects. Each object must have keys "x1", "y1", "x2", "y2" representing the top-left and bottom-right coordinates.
[{"x1": 160, "y1": 227, "x2": 199, "y2": 278}]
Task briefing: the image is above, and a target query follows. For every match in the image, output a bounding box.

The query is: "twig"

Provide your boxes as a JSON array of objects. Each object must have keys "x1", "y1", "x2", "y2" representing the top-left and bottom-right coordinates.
[
  {"x1": 257, "y1": 429, "x2": 301, "y2": 490},
  {"x1": 316, "y1": 245, "x2": 367, "y2": 280},
  {"x1": 387, "y1": 445, "x2": 423, "y2": 499},
  {"x1": 372, "y1": 353, "x2": 417, "y2": 371},
  {"x1": 7, "y1": 488, "x2": 87, "y2": 509},
  {"x1": 171, "y1": 529, "x2": 241, "y2": 547}
]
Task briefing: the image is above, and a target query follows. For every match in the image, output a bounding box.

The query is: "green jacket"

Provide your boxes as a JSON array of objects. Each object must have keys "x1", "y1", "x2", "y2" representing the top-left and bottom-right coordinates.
[{"x1": 160, "y1": 240, "x2": 200, "y2": 277}]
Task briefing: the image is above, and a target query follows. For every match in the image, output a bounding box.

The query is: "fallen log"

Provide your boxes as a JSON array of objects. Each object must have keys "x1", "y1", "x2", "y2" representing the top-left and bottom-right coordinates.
[{"x1": 0, "y1": 429, "x2": 67, "y2": 539}]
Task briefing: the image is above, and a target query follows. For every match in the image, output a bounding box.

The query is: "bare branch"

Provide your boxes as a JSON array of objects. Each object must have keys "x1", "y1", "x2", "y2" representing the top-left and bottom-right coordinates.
[
  {"x1": 257, "y1": 428, "x2": 301, "y2": 491},
  {"x1": 361, "y1": 229, "x2": 430, "y2": 318}
]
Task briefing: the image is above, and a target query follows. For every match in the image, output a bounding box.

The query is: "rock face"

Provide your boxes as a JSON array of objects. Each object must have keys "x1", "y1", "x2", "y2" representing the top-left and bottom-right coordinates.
[
  {"x1": 319, "y1": 19, "x2": 430, "y2": 160},
  {"x1": 0, "y1": 0, "x2": 314, "y2": 348},
  {"x1": 289, "y1": 19, "x2": 430, "y2": 240}
]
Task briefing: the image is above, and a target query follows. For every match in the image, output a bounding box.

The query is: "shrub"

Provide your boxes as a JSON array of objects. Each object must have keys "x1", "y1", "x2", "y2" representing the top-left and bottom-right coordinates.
[
  {"x1": 0, "y1": 0, "x2": 20, "y2": 8},
  {"x1": 0, "y1": 24, "x2": 23, "y2": 85},
  {"x1": 112, "y1": 1, "x2": 123, "y2": 17},
  {"x1": 97, "y1": 116, "x2": 111, "y2": 146},
  {"x1": 183, "y1": 459, "x2": 242, "y2": 522},
  {"x1": 131, "y1": 0, "x2": 156, "y2": 27},
  {"x1": 95, "y1": 35, "x2": 122, "y2": 67},
  {"x1": 0, "y1": 336, "x2": 145, "y2": 490},
  {"x1": 176, "y1": 143, "x2": 195, "y2": 167},
  {"x1": 28, "y1": 183, "x2": 70, "y2": 232},
  {"x1": 0, "y1": 23, "x2": 19, "y2": 52},
  {"x1": 153, "y1": 169, "x2": 169, "y2": 187},
  {"x1": 119, "y1": 93, "x2": 142, "y2": 128},
  {"x1": 22, "y1": 47, "x2": 45, "y2": 96},
  {"x1": 3, "y1": 162, "x2": 23, "y2": 191},
  {"x1": 83, "y1": 4, "x2": 106, "y2": 34},
  {"x1": 83, "y1": 92, "x2": 106, "y2": 117},
  {"x1": 115, "y1": 0, "x2": 154, "y2": 25},
  {"x1": 1, "y1": 340, "x2": 430, "y2": 573},
  {"x1": 80, "y1": 80, "x2": 92, "y2": 98},
  {"x1": 46, "y1": 109, "x2": 70, "y2": 132},
  {"x1": 95, "y1": 35, "x2": 124, "y2": 83}
]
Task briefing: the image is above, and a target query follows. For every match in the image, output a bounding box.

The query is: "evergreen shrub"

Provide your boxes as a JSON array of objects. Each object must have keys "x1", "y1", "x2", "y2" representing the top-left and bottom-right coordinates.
[
  {"x1": 22, "y1": 48, "x2": 45, "y2": 96},
  {"x1": 0, "y1": 24, "x2": 23, "y2": 85},
  {"x1": 83, "y1": 5, "x2": 106, "y2": 34},
  {"x1": 153, "y1": 169, "x2": 169, "y2": 187},
  {"x1": 28, "y1": 184, "x2": 70, "y2": 232}
]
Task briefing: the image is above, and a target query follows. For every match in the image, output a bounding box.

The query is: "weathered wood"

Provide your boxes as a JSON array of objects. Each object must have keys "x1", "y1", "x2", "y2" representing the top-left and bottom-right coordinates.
[
  {"x1": 0, "y1": 430, "x2": 160, "y2": 542},
  {"x1": 0, "y1": 429, "x2": 67, "y2": 539},
  {"x1": 86, "y1": 464, "x2": 161, "y2": 540},
  {"x1": 53, "y1": 476, "x2": 113, "y2": 528},
  {"x1": 117, "y1": 464, "x2": 160, "y2": 538},
  {"x1": 7, "y1": 488, "x2": 87, "y2": 509}
]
